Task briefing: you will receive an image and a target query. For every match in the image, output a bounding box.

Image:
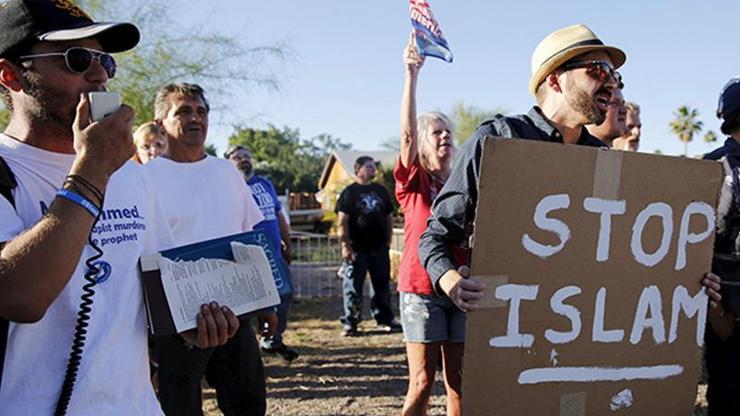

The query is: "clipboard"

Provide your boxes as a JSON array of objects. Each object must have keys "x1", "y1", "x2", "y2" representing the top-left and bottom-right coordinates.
[{"x1": 139, "y1": 229, "x2": 285, "y2": 336}]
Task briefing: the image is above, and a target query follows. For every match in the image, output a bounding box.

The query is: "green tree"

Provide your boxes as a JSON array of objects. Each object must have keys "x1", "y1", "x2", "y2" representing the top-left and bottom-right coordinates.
[
  {"x1": 77, "y1": 0, "x2": 288, "y2": 126},
  {"x1": 376, "y1": 165, "x2": 399, "y2": 216},
  {"x1": 704, "y1": 130, "x2": 718, "y2": 147},
  {"x1": 379, "y1": 136, "x2": 400, "y2": 152},
  {"x1": 669, "y1": 106, "x2": 703, "y2": 157},
  {"x1": 449, "y1": 102, "x2": 504, "y2": 144},
  {"x1": 227, "y1": 126, "x2": 352, "y2": 194},
  {"x1": 204, "y1": 143, "x2": 218, "y2": 157}
]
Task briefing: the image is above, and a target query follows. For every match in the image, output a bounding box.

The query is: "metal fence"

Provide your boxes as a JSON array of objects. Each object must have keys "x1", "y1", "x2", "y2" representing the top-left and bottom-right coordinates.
[
  {"x1": 289, "y1": 231, "x2": 343, "y2": 298},
  {"x1": 289, "y1": 229, "x2": 403, "y2": 298}
]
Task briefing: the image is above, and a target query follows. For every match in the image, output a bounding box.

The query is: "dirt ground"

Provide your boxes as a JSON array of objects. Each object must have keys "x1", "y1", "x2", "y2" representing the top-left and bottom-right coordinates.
[{"x1": 203, "y1": 296, "x2": 709, "y2": 416}]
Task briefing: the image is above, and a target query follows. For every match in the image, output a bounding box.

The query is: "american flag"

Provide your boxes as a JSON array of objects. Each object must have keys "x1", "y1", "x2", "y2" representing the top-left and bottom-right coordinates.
[{"x1": 409, "y1": 0, "x2": 453, "y2": 63}]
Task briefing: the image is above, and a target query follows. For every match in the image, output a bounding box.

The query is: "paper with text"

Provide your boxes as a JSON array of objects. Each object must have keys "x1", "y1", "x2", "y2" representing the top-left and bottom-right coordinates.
[{"x1": 159, "y1": 242, "x2": 280, "y2": 333}]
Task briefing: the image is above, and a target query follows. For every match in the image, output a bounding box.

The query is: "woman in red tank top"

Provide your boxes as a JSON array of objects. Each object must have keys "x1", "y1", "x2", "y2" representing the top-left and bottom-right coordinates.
[{"x1": 395, "y1": 32, "x2": 464, "y2": 416}]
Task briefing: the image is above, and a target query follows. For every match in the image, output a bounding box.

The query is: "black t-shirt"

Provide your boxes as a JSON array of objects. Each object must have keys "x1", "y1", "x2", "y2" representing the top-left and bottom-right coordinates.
[{"x1": 335, "y1": 182, "x2": 392, "y2": 251}]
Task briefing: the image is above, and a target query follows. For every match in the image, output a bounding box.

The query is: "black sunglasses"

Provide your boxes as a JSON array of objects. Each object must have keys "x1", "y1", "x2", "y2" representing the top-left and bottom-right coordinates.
[
  {"x1": 560, "y1": 60, "x2": 622, "y2": 87},
  {"x1": 19, "y1": 47, "x2": 117, "y2": 79}
]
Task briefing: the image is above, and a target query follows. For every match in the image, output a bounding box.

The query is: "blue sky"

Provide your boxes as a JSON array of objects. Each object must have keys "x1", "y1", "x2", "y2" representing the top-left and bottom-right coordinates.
[{"x1": 173, "y1": 1, "x2": 740, "y2": 157}]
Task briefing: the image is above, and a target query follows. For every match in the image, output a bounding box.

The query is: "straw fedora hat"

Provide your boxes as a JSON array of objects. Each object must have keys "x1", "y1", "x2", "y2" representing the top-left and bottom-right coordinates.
[{"x1": 529, "y1": 24, "x2": 626, "y2": 96}]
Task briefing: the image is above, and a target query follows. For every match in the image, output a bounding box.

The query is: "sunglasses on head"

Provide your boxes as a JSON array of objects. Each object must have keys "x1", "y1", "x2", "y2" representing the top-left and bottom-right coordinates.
[
  {"x1": 19, "y1": 47, "x2": 117, "y2": 79},
  {"x1": 560, "y1": 60, "x2": 622, "y2": 87}
]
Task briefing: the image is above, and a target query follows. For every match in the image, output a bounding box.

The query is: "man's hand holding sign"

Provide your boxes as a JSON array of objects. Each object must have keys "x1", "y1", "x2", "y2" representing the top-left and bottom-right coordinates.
[{"x1": 460, "y1": 139, "x2": 722, "y2": 415}]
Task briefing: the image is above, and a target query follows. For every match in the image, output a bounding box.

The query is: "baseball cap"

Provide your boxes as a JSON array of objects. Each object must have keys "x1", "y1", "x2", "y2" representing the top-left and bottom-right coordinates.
[
  {"x1": 224, "y1": 144, "x2": 251, "y2": 159},
  {"x1": 0, "y1": 0, "x2": 140, "y2": 56}
]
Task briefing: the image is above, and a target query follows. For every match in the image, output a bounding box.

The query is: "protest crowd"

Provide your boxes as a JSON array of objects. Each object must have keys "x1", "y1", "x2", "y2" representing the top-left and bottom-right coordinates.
[{"x1": 0, "y1": 0, "x2": 738, "y2": 415}]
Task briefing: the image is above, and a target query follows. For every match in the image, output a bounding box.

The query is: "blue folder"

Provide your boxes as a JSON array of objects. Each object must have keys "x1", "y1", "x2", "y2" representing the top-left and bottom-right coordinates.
[{"x1": 160, "y1": 229, "x2": 292, "y2": 296}]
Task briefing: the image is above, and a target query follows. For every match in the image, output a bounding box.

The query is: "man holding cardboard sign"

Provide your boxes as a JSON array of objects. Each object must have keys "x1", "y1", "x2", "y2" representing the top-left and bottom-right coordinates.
[
  {"x1": 422, "y1": 23, "x2": 624, "y2": 304},
  {"x1": 418, "y1": 23, "x2": 724, "y2": 414}
]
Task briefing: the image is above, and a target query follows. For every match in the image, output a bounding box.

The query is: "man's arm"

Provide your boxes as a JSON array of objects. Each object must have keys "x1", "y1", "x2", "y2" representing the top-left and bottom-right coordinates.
[
  {"x1": 703, "y1": 272, "x2": 738, "y2": 341},
  {"x1": 337, "y1": 211, "x2": 355, "y2": 262},
  {"x1": 0, "y1": 96, "x2": 136, "y2": 323},
  {"x1": 277, "y1": 208, "x2": 291, "y2": 264},
  {"x1": 418, "y1": 126, "x2": 490, "y2": 309}
]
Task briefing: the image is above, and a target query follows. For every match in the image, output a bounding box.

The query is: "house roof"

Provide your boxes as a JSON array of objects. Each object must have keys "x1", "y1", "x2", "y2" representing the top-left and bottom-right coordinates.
[{"x1": 318, "y1": 149, "x2": 398, "y2": 189}]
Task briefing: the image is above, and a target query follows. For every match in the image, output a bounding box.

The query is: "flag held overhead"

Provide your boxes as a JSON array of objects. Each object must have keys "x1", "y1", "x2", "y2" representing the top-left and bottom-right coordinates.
[{"x1": 409, "y1": 0, "x2": 453, "y2": 63}]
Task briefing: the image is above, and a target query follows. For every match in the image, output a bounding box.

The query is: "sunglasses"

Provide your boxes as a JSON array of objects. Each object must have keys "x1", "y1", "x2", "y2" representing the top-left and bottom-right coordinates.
[
  {"x1": 560, "y1": 60, "x2": 622, "y2": 87},
  {"x1": 20, "y1": 47, "x2": 117, "y2": 79}
]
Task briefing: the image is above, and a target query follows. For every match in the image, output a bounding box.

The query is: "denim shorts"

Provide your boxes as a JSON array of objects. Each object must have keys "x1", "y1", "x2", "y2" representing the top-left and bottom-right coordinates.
[{"x1": 399, "y1": 292, "x2": 466, "y2": 343}]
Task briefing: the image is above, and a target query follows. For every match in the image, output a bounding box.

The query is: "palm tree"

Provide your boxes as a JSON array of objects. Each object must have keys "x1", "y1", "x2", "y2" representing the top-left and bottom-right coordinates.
[
  {"x1": 669, "y1": 106, "x2": 703, "y2": 157},
  {"x1": 704, "y1": 130, "x2": 718, "y2": 148}
]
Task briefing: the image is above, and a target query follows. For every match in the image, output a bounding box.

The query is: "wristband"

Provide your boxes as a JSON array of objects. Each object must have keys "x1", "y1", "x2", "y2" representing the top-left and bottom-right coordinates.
[
  {"x1": 65, "y1": 175, "x2": 104, "y2": 205},
  {"x1": 56, "y1": 188, "x2": 100, "y2": 218}
]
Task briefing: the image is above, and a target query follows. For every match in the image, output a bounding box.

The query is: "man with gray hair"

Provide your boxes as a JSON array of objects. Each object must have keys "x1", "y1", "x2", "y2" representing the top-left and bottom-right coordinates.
[
  {"x1": 145, "y1": 82, "x2": 276, "y2": 416},
  {"x1": 225, "y1": 144, "x2": 299, "y2": 362}
]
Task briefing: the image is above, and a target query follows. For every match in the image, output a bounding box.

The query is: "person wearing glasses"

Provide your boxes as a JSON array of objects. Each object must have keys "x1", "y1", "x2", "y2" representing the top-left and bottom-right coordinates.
[
  {"x1": 224, "y1": 145, "x2": 299, "y2": 363},
  {"x1": 396, "y1": 33, "x2": 464, "y2": 416},
  {"x1": 0, "y1": 1, "x2": 237, "y2": 414},
  {"x1": 418, "y1": 24, "x2": 723, "y2": 321},
  {"x1": 586, "y1": 85, "x2": 627, "y2": 147}
]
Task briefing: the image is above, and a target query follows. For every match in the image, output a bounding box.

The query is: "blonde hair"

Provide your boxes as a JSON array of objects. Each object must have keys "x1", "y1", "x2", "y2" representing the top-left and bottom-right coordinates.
[
  {"x1": 132, "y1": 122, "x2": 165, "y2": 163},
  {"x1": 417, "y1": 111, "x2": 454, "y2": 172},
  {"x1": 134, "y1": 122, "x2": 162, "y2": 144}
]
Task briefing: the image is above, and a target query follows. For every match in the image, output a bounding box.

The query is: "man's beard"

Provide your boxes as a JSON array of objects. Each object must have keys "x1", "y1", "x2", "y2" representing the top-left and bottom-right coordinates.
[
  {"x1": 565, "y1": 82, "x2": 607, "y2": 126},
  {"x1": 240, "y1": 163, "x2": 254, "y2": 180},
  {"x1": 22, "y1": 71, "x2": 77, "y2": 128}
]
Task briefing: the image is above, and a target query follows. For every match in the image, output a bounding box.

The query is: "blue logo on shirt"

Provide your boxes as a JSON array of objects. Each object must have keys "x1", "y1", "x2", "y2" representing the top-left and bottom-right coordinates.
[{"x1": 92, "y1": 260, "x2": 112, "y2": 284}]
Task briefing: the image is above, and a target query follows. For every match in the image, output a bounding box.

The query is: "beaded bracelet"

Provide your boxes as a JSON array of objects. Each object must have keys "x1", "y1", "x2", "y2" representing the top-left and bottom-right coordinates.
[{"x1": 56, "y1": 188, "x2": 100, "y2": 218}]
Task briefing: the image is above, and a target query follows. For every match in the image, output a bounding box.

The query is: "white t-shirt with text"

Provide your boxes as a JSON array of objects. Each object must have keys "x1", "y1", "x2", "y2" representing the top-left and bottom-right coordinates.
[{"x1": 0, "y1": 134, "x2": 174, "y2": 415}]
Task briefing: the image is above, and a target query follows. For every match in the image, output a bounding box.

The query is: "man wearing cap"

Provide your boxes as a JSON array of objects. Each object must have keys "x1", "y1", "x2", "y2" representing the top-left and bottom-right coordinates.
[
  {"x1": 0, "y1": 1, "x2": 238, "y2": 415},
  {"x1": 586, "y1": 85, "x2": 627, "y2": 147},
  {"x1": 612, "y1": 102, "x2": 642, "y2": 151},
  {"x1": 418, "y1": 24, "x2": 723, "y2": 318},
  {"x1": 145, "y1": 83, "x2": 276, "y2": 416},
  {"x1": 225, "y1": 144, "x2": 299, "y2": 362},
  {"x1": 703, "y1": 76, "x2": 740, "y2": 415}
]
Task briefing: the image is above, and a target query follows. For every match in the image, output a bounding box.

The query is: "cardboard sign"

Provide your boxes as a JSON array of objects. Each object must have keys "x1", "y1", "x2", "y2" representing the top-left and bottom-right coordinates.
[{"x1": 462, "y1": 138, "x2": 722, "y2": 415}]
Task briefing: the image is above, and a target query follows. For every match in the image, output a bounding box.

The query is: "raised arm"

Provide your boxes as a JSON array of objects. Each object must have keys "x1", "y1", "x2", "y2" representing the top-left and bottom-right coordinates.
[
  {"x1": 400, "y1": 31, "x2": 425, "y2": 169},
  {"x1": 0, "y1": 95, "x2": 135, "y2": 322}
]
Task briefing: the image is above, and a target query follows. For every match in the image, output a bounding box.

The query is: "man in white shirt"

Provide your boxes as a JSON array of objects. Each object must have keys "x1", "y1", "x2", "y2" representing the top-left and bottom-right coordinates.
[
  {"x1": 145, "y1": 82, "x2": 276, "y2": 416},
  {"x1": 0, "y1": 1, "x2": 238, "y2": 415}
]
